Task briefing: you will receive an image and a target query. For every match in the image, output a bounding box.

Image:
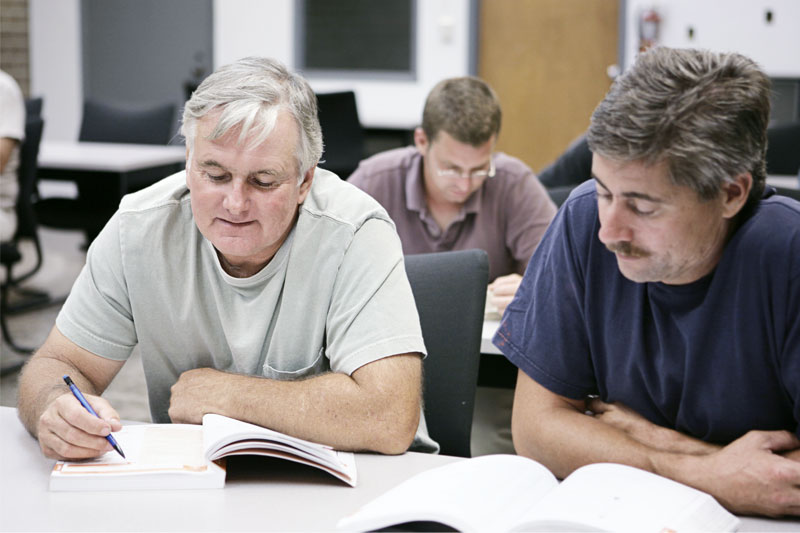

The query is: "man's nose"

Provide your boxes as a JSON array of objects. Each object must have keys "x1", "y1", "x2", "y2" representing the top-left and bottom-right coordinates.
[
  {"x1": 455, "y1": 176, "x2": 472, "y2": 192},
  {"x1": 598, "y1": 200, "x2": 633, "y2": 244},
  {"x1": 223, "y1": 181, "x2": 249, "y2": 214}
]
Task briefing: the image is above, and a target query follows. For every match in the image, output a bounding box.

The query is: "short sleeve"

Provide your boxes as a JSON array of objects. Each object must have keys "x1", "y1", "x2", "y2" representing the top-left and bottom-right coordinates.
[
  {"x1": 0, "y1": 72, "x2": 25, "y2": 140},
  {"x1": 55, "y1": 213, "x2": 137, "y2": 360},
  {"x1": 493, "y1": 189, "x2": 598, "y2": 399},
  {"x1": 325, "y1": 217, "x2": 426, "y2": 374}
]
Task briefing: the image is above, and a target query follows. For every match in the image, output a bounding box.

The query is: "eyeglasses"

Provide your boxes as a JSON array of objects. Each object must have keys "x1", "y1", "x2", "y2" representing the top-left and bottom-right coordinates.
[{"x1": 433, "y1": 157, "x2": 496, "y2": 180}]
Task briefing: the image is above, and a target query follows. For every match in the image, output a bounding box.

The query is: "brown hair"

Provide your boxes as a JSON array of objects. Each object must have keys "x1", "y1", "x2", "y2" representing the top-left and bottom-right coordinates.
[{"x1": 421, "y1": 76, "x2": 502, "y2": 146}]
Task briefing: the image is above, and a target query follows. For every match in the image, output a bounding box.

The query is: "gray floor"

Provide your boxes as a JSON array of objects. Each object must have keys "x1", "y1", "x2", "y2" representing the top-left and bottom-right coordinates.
[{"x1": 1, "y1": 225, "x2": 513, "y2": 455}]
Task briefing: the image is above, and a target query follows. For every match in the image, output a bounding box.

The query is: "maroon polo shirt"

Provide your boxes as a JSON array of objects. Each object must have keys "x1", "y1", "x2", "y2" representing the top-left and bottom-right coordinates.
[{"x1": 348, "y1": 146, "x2": 557, "y2": 281}]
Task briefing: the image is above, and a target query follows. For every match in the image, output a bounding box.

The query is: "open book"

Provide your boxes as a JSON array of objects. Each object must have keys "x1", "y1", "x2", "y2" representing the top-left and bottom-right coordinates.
[
  {"x1": 50, "y1": 413, "x2": 357, "y2": 491},
  {"x1": 337, "y1": 454, "x2": 739, "y2": 532}
]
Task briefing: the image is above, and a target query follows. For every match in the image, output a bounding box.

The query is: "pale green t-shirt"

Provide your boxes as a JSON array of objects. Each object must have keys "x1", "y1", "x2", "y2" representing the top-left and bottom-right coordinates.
[{"x1": 56, "y1": 168, "x2": 437, "y2": 452}]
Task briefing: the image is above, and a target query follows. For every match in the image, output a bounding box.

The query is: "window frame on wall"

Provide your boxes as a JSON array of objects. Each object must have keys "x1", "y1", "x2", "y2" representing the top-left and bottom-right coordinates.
[{"x1": 295, "y1": 0, "x2": 417, "y2": 81}]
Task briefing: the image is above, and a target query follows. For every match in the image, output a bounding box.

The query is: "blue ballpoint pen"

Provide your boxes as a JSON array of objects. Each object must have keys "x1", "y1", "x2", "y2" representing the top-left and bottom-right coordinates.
[{"x1": 62, "y1": 375, "x2": 126, "y2": 459}]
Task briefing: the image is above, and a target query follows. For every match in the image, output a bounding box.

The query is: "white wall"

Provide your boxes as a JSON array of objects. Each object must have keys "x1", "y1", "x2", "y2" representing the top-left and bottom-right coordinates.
[
  {"x1": 34, "y1": 1, "x2": 796, "y2": 137},
  {"x1": 214, "y1": 0, "x2": 474, "y2": 129},
  {"x1": 29, "y1": 0, "x2": 83, "y2": 141},
  {"x1": 624, "y1": 0, "x2": 800, "y2": 77}
]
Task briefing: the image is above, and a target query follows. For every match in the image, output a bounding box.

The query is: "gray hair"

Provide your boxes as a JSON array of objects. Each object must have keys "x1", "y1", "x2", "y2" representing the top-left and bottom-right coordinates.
[
  {"x1": 422, "y1": 76, "x2": 502, "y2": 146},
  {"x1": 587, "y1": 47, "x2": 771, "y2": 205},
  {"x1": 181, "y1": 57, "x2": 323, "y2": 182}
]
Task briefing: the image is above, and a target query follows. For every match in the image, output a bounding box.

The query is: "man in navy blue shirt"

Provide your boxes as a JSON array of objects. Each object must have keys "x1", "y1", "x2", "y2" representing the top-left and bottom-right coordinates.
[{"x1": 496, "y1": 47, "x2": 800, "y2": 517}]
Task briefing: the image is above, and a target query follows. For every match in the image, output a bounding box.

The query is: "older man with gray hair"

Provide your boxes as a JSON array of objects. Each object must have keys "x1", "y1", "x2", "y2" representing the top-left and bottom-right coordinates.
[
  {"x1": 498, "y1": 47, "x2": 800, "y2": 516},
  {"x1": 18, "y1": 57, "x2": 436, "y2": 459}
]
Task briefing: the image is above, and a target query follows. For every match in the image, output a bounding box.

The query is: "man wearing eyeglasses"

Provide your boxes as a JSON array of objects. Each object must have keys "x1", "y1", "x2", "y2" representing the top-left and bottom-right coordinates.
[{"x1": 349, "y1": 77, "x2": 557, "y2": 316}]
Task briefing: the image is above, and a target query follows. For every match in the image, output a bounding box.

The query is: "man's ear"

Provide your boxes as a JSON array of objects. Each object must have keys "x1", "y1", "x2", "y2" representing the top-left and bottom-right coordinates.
[
  {"x1": 185, "y1": 146, "x2": 192, "y2": 189},
  {"x1": 721, "y1": 172, "x2": 753, "y2": 219},
  {"x1": 413, "y1": 127, "x2": 429, "y2": 154},
  {"x1": 297, "y1": 165, "x2": 316, "y2": 204}
]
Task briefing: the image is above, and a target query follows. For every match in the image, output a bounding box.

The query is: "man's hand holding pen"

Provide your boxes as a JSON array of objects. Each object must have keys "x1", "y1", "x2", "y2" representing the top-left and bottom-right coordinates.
[{"x1": 34, "y1": 378, "x2": 123, "y2": 461}]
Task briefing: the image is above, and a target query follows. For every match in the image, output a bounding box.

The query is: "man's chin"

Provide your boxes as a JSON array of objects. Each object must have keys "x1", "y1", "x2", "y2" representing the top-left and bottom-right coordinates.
[
  {"x1": 211, "y1": 238, "x2": 257, "y2": 259},
  {"x1": 445, "y1": 190, "x2": 471, "y2": 203},
  {"x1": 616, "y1": 259, "x2": 656, "y2": 284}
]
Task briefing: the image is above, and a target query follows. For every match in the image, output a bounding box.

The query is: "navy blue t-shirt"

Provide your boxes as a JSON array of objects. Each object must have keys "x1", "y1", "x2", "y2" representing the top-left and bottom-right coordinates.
[{"x1": 495, "y1": 180, "x2": 800, "y2": 444}]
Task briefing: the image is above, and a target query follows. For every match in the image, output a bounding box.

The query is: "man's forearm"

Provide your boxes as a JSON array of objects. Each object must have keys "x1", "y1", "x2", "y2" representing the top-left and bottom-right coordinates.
[
  {"x1": 168, "y1": 354, "x2": 422, "y2": 454},
  {"x1": 513, "y1": 377, "x2": 800, "y2": 516},
  {"x1": 18, "y1": 354, "x2": 88, "y2": 436},
  {"x1": 17, "y1": 326, "x2": 124, "y2": 440},
  {"x1": 513, "y1": 400, "x2": 665, "y2": 479},
  {"x1": 586, "y1": 399, "x2": 719, "y2": 456}
]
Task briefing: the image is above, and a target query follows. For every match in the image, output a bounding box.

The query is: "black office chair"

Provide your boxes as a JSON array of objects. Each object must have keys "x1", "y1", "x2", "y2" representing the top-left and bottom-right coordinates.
[
  {"x1": 25, "y1": 97, "x2": 43, "y2": 119},
  {"x1": 1, "y1": 116, "x2": 48, "y2": 359},
  {"x1": 78, "y1": 99, "x2": 176, "y2": 145},
  {"x1": 404, "y1": 249, "x2": 489, "y2": 457},
  {"x1": 538, "y1": 134, "x2": 592, "y2": 207},
  {"x1": 774, "y1": 186, "x2": 800, "y2": 202},
  {"x1": 316, "y1": 91, "x2": 365, "y2": 179},
  {"x1": 766, "y1": 121, "x2": 800, "y2": 176},
  {"x1": 34, "y1": 99, "x2": 177, "y2": 246}
]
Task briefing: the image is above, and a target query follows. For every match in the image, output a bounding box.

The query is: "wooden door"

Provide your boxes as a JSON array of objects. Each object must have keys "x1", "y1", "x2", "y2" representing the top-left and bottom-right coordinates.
[{"x1": 479, "y1": 0, "x2": 619, "y2": 172}]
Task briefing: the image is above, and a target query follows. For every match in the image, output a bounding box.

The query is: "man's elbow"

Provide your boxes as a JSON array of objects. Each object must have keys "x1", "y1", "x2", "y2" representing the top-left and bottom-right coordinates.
[
  {"x1": 369, "y1": 397, "x2": 420, "y2": 455},
  {"x1": 511, "y1": 417, "x2": 541, "y2": 460},
  {"x1": 511, "y1": 407, "x2": 573, "y2": 477}
]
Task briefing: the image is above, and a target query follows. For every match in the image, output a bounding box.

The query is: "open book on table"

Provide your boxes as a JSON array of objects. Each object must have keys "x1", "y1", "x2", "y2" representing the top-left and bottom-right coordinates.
[
  {"x1": 50, "y1": 413, "x2": 357, "y2": 491},
  {"x1": 337, "y1": 454, "x2": 739, "y2": 532}
]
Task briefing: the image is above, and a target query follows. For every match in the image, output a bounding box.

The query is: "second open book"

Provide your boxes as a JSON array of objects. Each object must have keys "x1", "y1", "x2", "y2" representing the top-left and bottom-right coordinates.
[
  {"x1": 337, "y1": 454, "x2": 739, "y2": 532},
  {"x1": 50, "y1": 413, "x2": 357, "y2": 491}
]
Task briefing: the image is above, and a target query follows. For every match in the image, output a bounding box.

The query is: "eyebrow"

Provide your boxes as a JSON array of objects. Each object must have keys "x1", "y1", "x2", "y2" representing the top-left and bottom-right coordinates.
[
  {"x1": 592, "y1": 174, "x2": 665, "y2": 203},
  {"x1": 197, "y1": 159, "x2": 284, "y2": 179}
]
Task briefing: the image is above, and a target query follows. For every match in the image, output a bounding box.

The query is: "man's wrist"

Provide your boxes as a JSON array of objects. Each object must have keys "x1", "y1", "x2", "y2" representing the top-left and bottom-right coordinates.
[
  {"x1": 653, "y1": 426, "x2": 719, "y2": 455},
  {"x1": 649, "y1": 448, "x2": 698, "y2": 484}
]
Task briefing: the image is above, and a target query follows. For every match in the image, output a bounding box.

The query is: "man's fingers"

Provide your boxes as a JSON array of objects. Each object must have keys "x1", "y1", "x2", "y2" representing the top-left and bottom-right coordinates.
[
  {"x1": 93, "y1": 402, "x2": 123, "y2": 431},
  {"x1": 586, "y1": 397, "x2": 612, "y2": 414},
  {"x1": 37, "y1": 392, "x2": 121, "y2": 460},
  {"x1": 56, "y1": 394, "x2": 112, "y2": 436},
  {"x1": 46, "y1": 408, "x2": 114, "y2": 450},
  {"x1": 490, "y1": 293, "x2": 514, "y2": 311},
  {"x1": 40, "y1": 428, "x2": 111, "y2": 460},
  {"x1": 59, "y1": 392, "x2": 122, "y2": 434},
  {"x1": 489, "y1": 274, "x2": 522, "y2": 295},
  {"x1": 752, "y1": 430, "x2": 800, "y2": 452}
]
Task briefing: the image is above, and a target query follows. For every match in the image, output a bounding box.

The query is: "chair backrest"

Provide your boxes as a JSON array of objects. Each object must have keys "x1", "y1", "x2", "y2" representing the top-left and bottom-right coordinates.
[
  {"x1": 16, "y1": 116, "x2": 44, "y2": 242},
  {"x1": 316, "y1": 91, "x2": 364, "y2": 179},
  {"x1": 766, "y1": 121, "x2": 800, "y2": 176},
  {"x1": 538, "y1": 133, "x2": 592, "y2": 188},
  {"x1": 774, "y1": 186, "x2": 800, "y2": 202},
  {"x1": 404, "y1": 249, "x2": 489, "y2": 457},
  {"x1": 79, "y1": 99, "x2": 176, "y2": 145},
  {"x1": 4, "y1": 116, "x2": 45, "y2": 283},
  {"x1": 25, "y1": 97, "x2": 43, "y2": 118}
]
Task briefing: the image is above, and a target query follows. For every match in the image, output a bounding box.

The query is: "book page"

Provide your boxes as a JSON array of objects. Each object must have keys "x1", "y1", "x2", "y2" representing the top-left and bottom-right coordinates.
[
  {"x1": 337, "y1": 455, "x2": 558, "y2": 533},
  {"x1": 513, "y1": 463, "x2": 740, "y2": 532},
  {"x1": 55, "y1": 425, "x2": 207, "y2": 475},
  {"x1": 201, "y1": 413, "x2": 357, "y2": 486}
]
